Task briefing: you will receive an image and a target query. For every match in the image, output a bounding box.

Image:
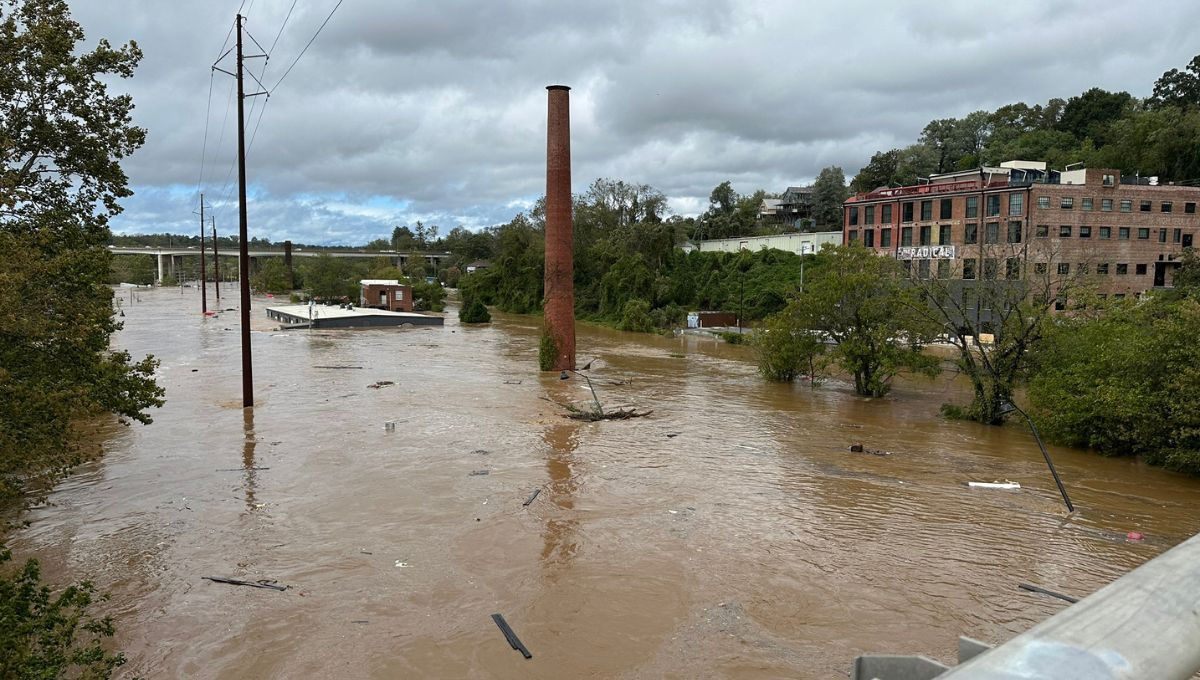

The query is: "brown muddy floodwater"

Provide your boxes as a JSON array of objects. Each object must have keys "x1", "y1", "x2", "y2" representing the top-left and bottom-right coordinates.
[{"x1": 8, "y1": 285, "x2": 1200, "y2": 679}]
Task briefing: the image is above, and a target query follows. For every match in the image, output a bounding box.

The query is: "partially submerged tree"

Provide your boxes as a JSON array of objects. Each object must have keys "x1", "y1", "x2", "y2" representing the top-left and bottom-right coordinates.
[
  {"x1": 785, "y1": 244, "x2": 940, "y2": 397},
  {"x1": 755, "y1": 299, "x2": 825, "y2": 385}
]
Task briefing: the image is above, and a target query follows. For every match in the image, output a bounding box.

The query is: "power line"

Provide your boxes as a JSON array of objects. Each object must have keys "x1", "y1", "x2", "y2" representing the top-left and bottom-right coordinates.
[
  {"x1": 268, "y1": 0, "x2": 299, "y2": 56},
  {"x1": 197, "y1": 69, "x2": 215, "y2": 196},
  {"x1": 271, "y1": 0, "x2": 344, "y2": 93}
]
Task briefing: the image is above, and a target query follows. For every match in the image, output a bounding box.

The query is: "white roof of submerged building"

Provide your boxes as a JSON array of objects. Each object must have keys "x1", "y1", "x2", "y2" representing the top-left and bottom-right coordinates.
[
  {"x1": 266, "y1": 304, "x2": 429, "y2": 320},
  {"x1": 359, "y1": 279, "x2": 403, "y2": 286}
]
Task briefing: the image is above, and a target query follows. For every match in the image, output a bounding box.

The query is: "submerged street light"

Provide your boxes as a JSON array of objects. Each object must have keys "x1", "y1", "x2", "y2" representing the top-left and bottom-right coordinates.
[{"x1": 999, "y1": 400, "x2": 1074, "y2": 513}]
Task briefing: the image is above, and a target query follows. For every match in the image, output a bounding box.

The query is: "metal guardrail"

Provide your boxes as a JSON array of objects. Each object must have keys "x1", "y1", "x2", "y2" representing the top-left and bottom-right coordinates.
[{"x1": 855, "y1": 530, "x2": 1200, "y2": 680}]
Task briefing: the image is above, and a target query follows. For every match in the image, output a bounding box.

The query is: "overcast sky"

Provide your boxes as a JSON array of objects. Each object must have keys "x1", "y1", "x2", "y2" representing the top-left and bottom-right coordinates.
[{"x1": 71, "y1": 0, "x2": 1200, "y2": 245}]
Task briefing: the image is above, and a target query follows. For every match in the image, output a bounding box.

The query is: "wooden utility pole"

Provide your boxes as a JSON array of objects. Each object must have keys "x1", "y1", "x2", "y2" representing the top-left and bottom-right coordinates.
[
  {"x1": 199, "y1": 193, "x2": 208, "y2": 314},
  {"x1": 235, "y1": 14, "x2": 254, "y2": 407},
  {"x1": 212, "y1": 219, "x2": 220, "y2": 303}
]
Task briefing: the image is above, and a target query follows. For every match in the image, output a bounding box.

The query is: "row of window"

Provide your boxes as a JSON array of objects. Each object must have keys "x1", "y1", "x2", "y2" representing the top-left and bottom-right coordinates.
[
  {"x1": 905, "y1": 258, "x2": 1155, "y2": 281},
  {"x1": 1036, "y1": 196, "x2": 1197, "y2": 214},
  {"x1": 849, "y1": 193, "x2": 1024, "y2": 225},
  {"x1": 1036, "y1": 225, "x2": 1194, "y2": 244},
  {"x1": 851, "y1": 196, "x2": 1199, "y2": 227}
]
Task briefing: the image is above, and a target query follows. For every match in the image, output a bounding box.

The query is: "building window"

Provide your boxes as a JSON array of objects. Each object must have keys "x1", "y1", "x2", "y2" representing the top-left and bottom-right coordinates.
[
  {"x1": 966, "y1": 196, "x2": 979, "y2": 218},
  {"x1": 1099, "y1": 226, "x2": 1111, "y2": 239},
  {"x1": 1034, "y1": 262, "x2": 1048, "y2": 274},
  {"x1": 1008, "y1": 221, "x2": 1022, "y2": 243},
  {"x1": 1036, "y1": 196, "x2": 1050, "y2": 209},
  {"x1": 1097, "y1": 263, "x2": 1109, "y2": 275},
  {"x1": 1058, "y1": 263, "x2": 1070, "y2": 275},
  {"x1": 940, "y1": 198, "x2": 953, "y2": 220},
  {"x1": 865, "y1": 229, "x2": 875, "y2": 247},
  {"x1": 986, "y1": 195, "x2": 1001, "y2": 216},
  {"x1": 1174, "y1": 228, "x2": 1182, "y2": 244},
  {"x1": 1082, "y1": 197, "x2": 1093, "y2": 211},
  {"x1": 1060, "y1": 197, "x2": 1074, "y2": 209},
  {"x1": 1114, "y1": 293, "x2": 1126, "y2": 299},
  {"x1": 881, "y1": 228, "x2": 892, "y2": 247},
  {"x1": 963, "y1": 258, "x2": 977, "y2": 280},
  {"x1": 983, "y1": 258, "x2": 999, "y2": 280},
  {"x1": 1186, "y1": 202, "x2": 1196, "y2": 214},
  {"x1": 985, "y1": 222, "x2": 1000, "y2": 244},
  {"x1": 1101, "y1": 198, "x2": 1113, "y2": 211},
  {"x1": 1119, "y1": 227, "x2": 1130, "y2": 239},
  {"x1": 937, "y1": 259, "x2": 951, "y2": 279},
  {"x1": 1079, "y1": 226, "x2": 1091, "y2": 238},
  {"x1": 1162, "y1": 201, "x2": 1173, "y2": 213},
  {"x1": 1103, "y1": 173, "x2": 1116, "y2": 186},
  {"x1": 1036, "y1": 224, "x2": 1049, "y2": 238},
  {"x1": 964, "y1": 223, "x2": 978, "y2": 244},
  {"x1": 396, "y1": 290, "x2": 404, "y2": 300},
  {"x1": 1059, "y1": 225, "x2": 1072, "y2": 237},
  {"x1": 919, "y1": 225, "x2": 931, "y2": 246},
  {"x1": 1006, "y1": 258, "x2": 1021, "y2": 280},
  {"x1": 1140, "y1": 200, "x2": 1152, "y2": 212},
  {"x1": 918, "y1": 259, "x2": 930, "y2": 279},
  {"x1": 901, "y1": 226, "x2": 913, "y2": 246},
  {"x1": 1009, "y1": 193, "x2": 1024, "y2": 216},
  {"x1": 1138, "y1": 227, "x2": 1150, "y2": 239},
  {"x1": 1117, "y1": 263, "x2": 1128, "y2": 275},
  {"x1": 849, "y1": 229, "x2": 859, "y2": 241},
  {"x1": 849, "y1": 207, "x2": 859, "y2": 226},
  {"x1": 920, "y1": 200, "x2": 932, "y2": 221},
  {"x1": 1159, "y1": 229, "x2": 1167, "y2": 243},
  {"x1": 865, "y1": 206, "x2": 875, "y2": 225},
  {"x1": 902, "y1": 202, "x2": 914, "y2": 222},
  {"x1": 882, "y1": 204, "x2": 893, "y2": 223},
  {"x1": 1136, "y1": 263, "x2": 1148, "y2": 276},
  {"x1": 1120, "y1": 200, "x2": 1132, "y2": 212},
  {"x1": 939, "y1": 224, "x2": 951, "y2": 244}
]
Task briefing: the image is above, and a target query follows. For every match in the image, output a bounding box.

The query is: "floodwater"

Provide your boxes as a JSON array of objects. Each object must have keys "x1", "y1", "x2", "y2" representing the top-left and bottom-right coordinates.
[{"x1": 8, "y1": 285, "x2": 1200, "y2": 679}]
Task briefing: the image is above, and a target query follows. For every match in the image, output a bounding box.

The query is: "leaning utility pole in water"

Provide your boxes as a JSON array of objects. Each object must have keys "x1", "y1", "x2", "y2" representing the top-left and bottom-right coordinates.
[
  {"x1": 214, "y1": 14, "x2": 267, "y2": 408},
  {"x1": 542, "y1": 85, "x2": 575, "y2": 371}
]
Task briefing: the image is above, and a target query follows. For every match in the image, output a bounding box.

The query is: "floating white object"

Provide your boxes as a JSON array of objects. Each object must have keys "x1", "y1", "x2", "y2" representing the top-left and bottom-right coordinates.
[{"x1": 968, "y1": 481, "x2": 1021, "y2": 490}]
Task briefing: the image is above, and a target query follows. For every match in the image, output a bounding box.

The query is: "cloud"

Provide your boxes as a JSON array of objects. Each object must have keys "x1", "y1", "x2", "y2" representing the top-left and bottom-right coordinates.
[{"x1": 65, "y1": 0, "x2": 1200, "y2": 244}]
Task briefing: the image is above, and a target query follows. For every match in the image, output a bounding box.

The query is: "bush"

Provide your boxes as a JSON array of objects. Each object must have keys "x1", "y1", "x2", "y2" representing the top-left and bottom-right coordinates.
[
  {"x1": 539, "y1": 333, "x2": 557, "y2": 371},
  {"x1": 0, "y1": 548, "x2": 125, "y2": 679},
  {"x1": 754, "y1": 305, "x2": 825, "y2": 384},
  {"x1": 717, "y1": 331, "x2": 747, "y2": 345},
  {"x1": 618, "y1": 299, "x2": 654, "y2": 332},
  {"x1": 459, "y1": 298, "x2": 491, "y2": 324}
]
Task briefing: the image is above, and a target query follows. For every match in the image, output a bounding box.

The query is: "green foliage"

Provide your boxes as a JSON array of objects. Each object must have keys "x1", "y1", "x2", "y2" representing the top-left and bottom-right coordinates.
[
  {"x1": 459, "y1": 298, "x2": 491, "y2": 324},
  {"x1": 754, "y1": 303, "x2": 826, "y2": 384},
  {"x1": 788, "y1": 245, "x2": 940, "y2": 397},
  {"x1": 617, "y1": 298, "x2": 653, "y2": 332},
  {"x1": 459, "y1": 214, "x2": 544, "y2": 314},
  {"x1": 410, "y1": 280, "x2": 445, "y2": 312},
  {"x1": 157, "y1": 273, "x2": 178, "y2": 288},
  {"x1": 0, "y1": 0, "x2": 163, "y2": 505},
  {"x1": 107, "y1": 254, "x2": 155, "y2": 285},
  {"x1": 0, "y1": 548, "x2": 125, "y2": 679},
  {"x1": 250, "y1": 259, "x2": 292, "y2": 294},
  {"x1": 811, "y1": 167, "x2": 849, "y2": 228},
  {"x1": 538, "y1": 333, "x2": 556, "y2": 372},
  {"x1": 717, "y1": 331, "x2": 747, "y2": 345},
  {"x1": 1148, "y1": 55, "x2": 1200, "y2": 111},
  {"x1": 1028, "y1": 298, "x2": 1200, "y2": 473},
  {"x1": 299, "y1": 254, "x2": 356, "y2": 299}
]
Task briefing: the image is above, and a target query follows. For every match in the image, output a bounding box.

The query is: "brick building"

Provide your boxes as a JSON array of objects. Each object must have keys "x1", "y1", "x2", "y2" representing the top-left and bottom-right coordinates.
[
  {"x1": 359, "y1": 279, "x2": 412, "y2": 312},
  {"x1": 843, "y1": 162, "x2": 1200, "y2": 303}
]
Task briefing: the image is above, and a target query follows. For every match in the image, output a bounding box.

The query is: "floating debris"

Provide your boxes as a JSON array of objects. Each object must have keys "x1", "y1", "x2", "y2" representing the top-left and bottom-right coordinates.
[
  {"x1": 1018, "y1": 583, "x2": 1078, "y2": 604},
  {"x1": 491, "y1": 613, "x2": 532, "y2": 659},
  {"x1": 314, "y1": 365, "x2": 364, "y2": 369},
  {"x1": 202, "y1": 576, "x2": 287, "y2": 592},
  {"x1": 469, "y1": 470, "x2": 490, "y2": 476},
  {"x1": 968, "y1": 481, "x2": 1021, "y2": 490},
  {"x1": 523, "y1": 489, "x2": 541, "y2": 507},
  {"x1": 368, "y1": 381, "x2": 395, "y2": 389}
]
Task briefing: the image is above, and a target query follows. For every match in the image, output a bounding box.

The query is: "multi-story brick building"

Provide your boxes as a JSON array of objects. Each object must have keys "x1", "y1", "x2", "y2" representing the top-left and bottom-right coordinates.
[{"x1": 843, "y1": 162, "x2": 1200, "y2": 302}]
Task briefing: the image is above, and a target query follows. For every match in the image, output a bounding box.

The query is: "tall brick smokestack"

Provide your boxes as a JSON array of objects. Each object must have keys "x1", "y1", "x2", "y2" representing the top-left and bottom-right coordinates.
[{"x1": 543, "y1": 85, "x2": 575, "y2": 371}]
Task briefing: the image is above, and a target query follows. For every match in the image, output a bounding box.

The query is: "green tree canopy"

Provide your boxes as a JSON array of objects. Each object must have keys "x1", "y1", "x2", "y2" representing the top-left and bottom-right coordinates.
[{"x1": 811, "y1": 166, "x2": 849, "y2": 229}]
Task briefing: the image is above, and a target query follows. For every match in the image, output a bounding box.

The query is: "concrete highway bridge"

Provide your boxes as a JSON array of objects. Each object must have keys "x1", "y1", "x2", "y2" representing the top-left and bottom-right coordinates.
[{"x1": 108, "y1": 246, "x2": 452, "y2": 284}]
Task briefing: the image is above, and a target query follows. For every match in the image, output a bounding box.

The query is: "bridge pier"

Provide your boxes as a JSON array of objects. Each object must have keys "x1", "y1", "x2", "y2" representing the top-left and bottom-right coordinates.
[{"x1": 157, "y1": 253, "x2": 165, "y2": 285}]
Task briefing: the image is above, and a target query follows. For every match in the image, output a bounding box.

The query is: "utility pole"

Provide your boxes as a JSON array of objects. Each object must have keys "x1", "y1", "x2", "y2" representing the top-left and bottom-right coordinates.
[
  {"x1": 214, "y1": 14, "x2": 267, "y2": 408},
  {"x1": 198, "y1": 193, "x2": 208, "y2": 315},
  {"x1": 212, "y1": 219, "x2": 221, "y2": 303}
]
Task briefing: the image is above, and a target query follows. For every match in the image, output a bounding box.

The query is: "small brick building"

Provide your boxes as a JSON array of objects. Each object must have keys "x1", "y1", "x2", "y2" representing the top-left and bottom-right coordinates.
[{"x1": 360, "y1": 279, "x2": 412, "y2": 312}]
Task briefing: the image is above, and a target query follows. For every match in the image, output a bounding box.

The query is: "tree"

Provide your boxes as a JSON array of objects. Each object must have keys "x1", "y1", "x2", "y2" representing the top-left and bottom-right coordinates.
[
  {"x1": 1148, "y1": 54, "x2": 1200, "y2": 111},
  {"x1": 851, "y1": 149, "x2": 900, "y2": 193},
  {"x1": 1054, "y1": 87, "x2": 1135, "y2": 146},
  {"x1": 789, "y1": 245, "x2": 940, "y2": 397},
  {"x1": 459, "y1": 297, "x2": 490, "y2": 324},
  {"x1": 0, "y1": 548, "x2": 125, "y2": 679},
  {"x1": 1027, "y1": 297, "x2": 1200, "y2": 473},
  {"x1": 755, "y1": 299, "x2": 825, "y2": 385},
  {"x1": 250, "y1": 258, "x2": 292, "y2": 294},
  {"x1": 905, "y1": 237, "x2": 1090, "y2": 424},
  {"x1": 391, "y1": 225, "x2": 415, "y2": 251},
  {"x1": 811, "y1": 167, "x2": 849, "y2": 229},
  {"x1": 301, "y1": 254, "x2": 354, "y2": 299},
  {"x1": 0, "y1": 0, "x2": 163, "y2": 504}
]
